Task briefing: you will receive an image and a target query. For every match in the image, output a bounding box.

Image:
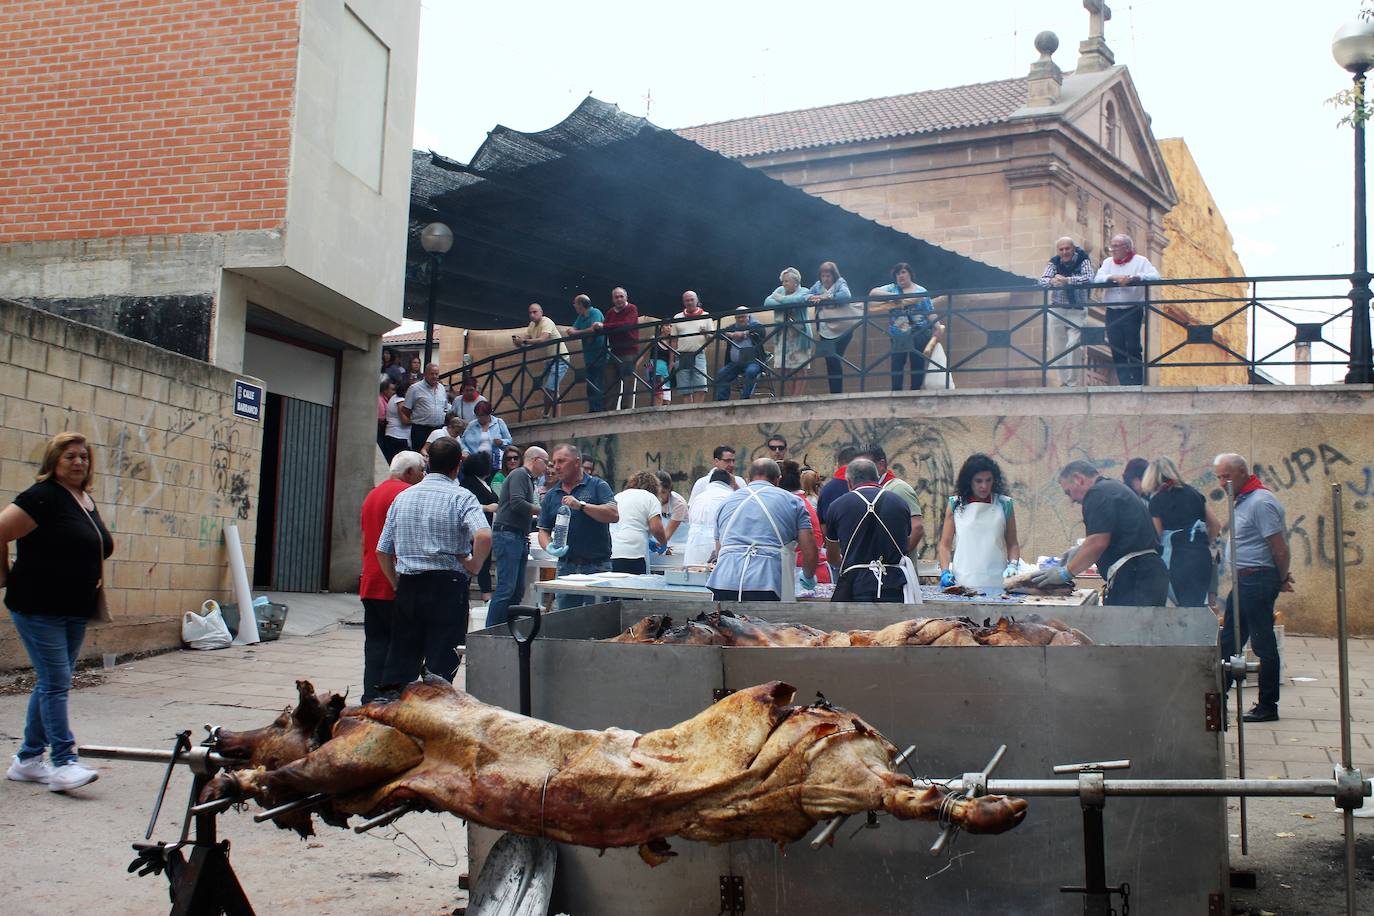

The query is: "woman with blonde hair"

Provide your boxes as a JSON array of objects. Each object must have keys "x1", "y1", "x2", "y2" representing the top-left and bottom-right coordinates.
[
  {"x1": 787, "y1": 464, "x2": 832, "y2": 585},
  {"x1": 0, "y1": 432, "x2": 112, "y2": 792},
  {"x1": 1142, "y1": 457, "x2": 1220, "y2": 607}
]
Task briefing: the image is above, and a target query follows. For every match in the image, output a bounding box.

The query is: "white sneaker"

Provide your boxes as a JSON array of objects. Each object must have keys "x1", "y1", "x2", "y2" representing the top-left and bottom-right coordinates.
[
  {"x1": 47, "y1": 762, "x2": 99, "y2": 792},
  {"x1": 6, "y1": 754, "x2": 53, "y2": 784}
]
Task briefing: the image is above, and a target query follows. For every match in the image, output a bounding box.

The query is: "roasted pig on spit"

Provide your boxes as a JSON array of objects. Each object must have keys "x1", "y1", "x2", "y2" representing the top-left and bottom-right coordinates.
[
  {"x1": 610, "y1": 610, "x2": 1092, "y2": 647},
  {"x1": 202, "y1": 677, "x2": 1027, "y2": 863}
]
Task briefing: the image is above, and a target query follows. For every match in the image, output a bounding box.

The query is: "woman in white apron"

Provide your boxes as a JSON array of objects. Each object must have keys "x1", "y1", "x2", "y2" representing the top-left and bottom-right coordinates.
[{"x1": 937, "y1": 454, "x2": 1021, "y2": 591}]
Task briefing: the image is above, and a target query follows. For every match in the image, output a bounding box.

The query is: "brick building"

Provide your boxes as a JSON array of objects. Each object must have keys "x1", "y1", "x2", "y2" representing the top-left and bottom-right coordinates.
[{"x1": 0, "y1": 0, "x2": 421, "y2": 605}]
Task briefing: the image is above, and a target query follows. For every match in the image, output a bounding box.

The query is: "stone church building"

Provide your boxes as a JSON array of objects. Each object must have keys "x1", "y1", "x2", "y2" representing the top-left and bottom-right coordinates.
[{"x1": 677, "y1": 6, "x2": 1248, "y2": 385}]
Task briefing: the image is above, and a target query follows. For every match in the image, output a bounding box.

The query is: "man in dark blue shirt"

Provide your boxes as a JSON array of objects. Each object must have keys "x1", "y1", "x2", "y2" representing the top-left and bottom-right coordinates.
[{"x1": 537, "y1": 443, "x2": 619, "y2": 609}]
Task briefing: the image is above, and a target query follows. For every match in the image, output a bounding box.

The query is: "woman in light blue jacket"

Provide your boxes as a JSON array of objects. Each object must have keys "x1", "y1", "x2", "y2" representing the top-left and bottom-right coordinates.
[{"x1": 460, "y1": 401, "x2": 512, "y2": 475}]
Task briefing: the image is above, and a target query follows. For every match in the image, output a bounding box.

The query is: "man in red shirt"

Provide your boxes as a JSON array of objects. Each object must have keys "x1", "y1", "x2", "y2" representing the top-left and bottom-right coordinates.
[
  {"x1": 359, "y1": 450, "x2": 425, "y2": 701},
  {"x1": 601, "y1": 286, "x2": 641, "y2": 409}
]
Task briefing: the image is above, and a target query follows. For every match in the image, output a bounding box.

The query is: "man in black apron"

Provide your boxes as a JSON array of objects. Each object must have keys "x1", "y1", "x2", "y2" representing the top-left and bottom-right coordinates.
[
  {"x1": 823, "y1": 459, "x2": 914, "y2": 603},
  {"x1": 1034, "y1": 459, "x2": 1168, "y2": 605}
]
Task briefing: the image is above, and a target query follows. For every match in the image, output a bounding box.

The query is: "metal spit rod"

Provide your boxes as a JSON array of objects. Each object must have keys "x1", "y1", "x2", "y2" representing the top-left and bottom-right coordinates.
[
  {"x1": 352, "y1": 803, "x2": 414, "y2": 834},
  {"x1": 1225, "y1": 479, "x2": 1249, "y2": 856},
  {"x1": 1332, "y1": 483, "x2": 1358, "y2": 916},
  {"x1": 253, "y1": 793, "x2": 329, "y2": 824},
  {"x1": 809, "y1": 745, "x2": 916, "y2": 849},
  {"x1": 80, "y1": 744, "x2": 234, "y2": 769},
  {"x1": 906, "y1": 777, "x2": 1369, "y2": 801}
]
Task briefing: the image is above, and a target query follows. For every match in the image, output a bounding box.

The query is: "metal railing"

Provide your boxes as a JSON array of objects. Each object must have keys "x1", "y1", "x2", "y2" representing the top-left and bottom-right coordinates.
[{"x1": 436, "y1": 274, "x2": 1362, "y2": 423}]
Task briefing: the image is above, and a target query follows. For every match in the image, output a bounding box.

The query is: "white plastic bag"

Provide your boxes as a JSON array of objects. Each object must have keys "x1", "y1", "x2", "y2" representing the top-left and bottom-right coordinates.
[{"x1": 182, "y1": 605, "x2": 233, "y2": 650}]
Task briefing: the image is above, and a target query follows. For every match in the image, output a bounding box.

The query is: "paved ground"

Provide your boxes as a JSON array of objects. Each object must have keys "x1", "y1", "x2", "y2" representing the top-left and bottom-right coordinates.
[{"x1": 0, "y1": 598, "x2": 1369, "y2": 914}]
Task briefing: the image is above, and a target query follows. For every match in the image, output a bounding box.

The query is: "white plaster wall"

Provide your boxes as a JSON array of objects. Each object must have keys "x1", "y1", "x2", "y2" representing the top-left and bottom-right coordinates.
[
  {"x1": 281, "y1": 0, "x2": 420, "y2": 328},
  {"x1": 243, "y1": 332, "x2": 336, "y2": 406}
]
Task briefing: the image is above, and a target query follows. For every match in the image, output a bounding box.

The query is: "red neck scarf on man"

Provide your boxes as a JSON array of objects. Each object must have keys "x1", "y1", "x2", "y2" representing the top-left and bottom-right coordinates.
[
  {"x1": 833, "y1": 464, "x2": 895, "y2": 486},
  {"x1": 1237, "y1": 474, "x2": 1267, "y2": 496},
  {"x1": 1112, "y1": 249, "x2": 1136, "y2": 266}
]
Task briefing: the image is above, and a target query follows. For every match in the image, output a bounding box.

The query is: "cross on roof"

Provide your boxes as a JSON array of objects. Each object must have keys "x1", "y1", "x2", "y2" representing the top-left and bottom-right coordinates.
[{"x1": 1085, "y1": 0, "x2": 1111, "y2": 40}]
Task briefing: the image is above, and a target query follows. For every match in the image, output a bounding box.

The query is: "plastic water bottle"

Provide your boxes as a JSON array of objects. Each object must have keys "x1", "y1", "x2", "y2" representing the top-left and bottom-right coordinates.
[{"x1": 550, "y1": 505, "x2": 572, "y2": 551}]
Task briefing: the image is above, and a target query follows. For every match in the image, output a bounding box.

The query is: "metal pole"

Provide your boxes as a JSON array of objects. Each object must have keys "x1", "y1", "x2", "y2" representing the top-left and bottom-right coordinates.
[
  {"x1": 1225, "y1": 479, "x2": 1249, "y2": 854},
  {"x1": 1331, "y1": 484, "x2": 1358, "y2": 915},
  {"x1": 424, "y1": 252, "x2": 440, "y2": 368},
  {"x1": 906, "y1": 777, "x2": 1369, "y2": 798},
  {"x1": 1348, "y1": 68, "x2": 1374, "y2": 384}
]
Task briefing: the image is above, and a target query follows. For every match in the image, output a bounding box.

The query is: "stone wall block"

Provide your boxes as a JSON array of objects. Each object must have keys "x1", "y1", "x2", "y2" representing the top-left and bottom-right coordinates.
[{"x1": 79, "y1": 355, "x2": 115, "y2": 388}]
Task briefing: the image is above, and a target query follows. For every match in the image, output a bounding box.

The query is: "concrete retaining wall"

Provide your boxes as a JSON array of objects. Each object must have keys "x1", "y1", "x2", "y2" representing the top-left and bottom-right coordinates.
[
  {"x1": 515, "y1": 385, "x2": 1374, "y2": 636},
  {"x1": 0, "y1": 299, "x2": 263, "y2": 669}
]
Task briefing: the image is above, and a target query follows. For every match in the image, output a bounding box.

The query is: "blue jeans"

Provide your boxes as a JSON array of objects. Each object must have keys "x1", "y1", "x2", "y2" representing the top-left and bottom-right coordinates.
[
  {"x1": 1218, "y1": 567, "x2": 1282, "y2": 709},
  {"x1": 10, "y1": 612, "x2": 87, "y2": 766},
  {"x1": 715, "y1": 360, "x2": 763, "y2": 400},
  {"x1": 556, "y1": 558, "x2": 611, "y2": 609},
  {"x1": 486, "y1": 529, "x2": 530, "y2": 628},
  {"x1": 583, "y1": 357, "x2": 606, "y2": 412}
]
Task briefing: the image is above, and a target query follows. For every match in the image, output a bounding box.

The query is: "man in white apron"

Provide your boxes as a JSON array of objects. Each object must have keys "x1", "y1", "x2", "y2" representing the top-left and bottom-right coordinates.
[
  {"x1": 706, "y1": 459, "x2": 817, "y2": 601},
  {"x1": 1033, "y1": 459, "x2": 1169, "y2": 605},
  {"x1": 823, "y1": 459, "x2": 919, "y2": 604}
]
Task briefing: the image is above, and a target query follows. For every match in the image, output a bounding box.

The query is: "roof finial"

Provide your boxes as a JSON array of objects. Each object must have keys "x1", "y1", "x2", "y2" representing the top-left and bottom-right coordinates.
[
  {"x1": 1077, "y1": 0, "x2": 1115, "y2": 73},
  {"x1": 1027, "y1": 32, "x2": 1063, "y2": 107}
]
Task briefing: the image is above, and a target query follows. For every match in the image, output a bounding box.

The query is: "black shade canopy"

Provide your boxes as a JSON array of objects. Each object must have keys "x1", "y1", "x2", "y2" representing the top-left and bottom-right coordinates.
[{"x1": 406, "y1": 97, "x2": 1030, "y2": 328}]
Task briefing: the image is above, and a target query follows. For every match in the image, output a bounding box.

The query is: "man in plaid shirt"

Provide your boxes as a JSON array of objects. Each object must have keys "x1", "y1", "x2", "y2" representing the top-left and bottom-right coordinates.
[
  {"x1": 376, "y1": 437, "x2": 490, "y2": 688},
  {"x1": 1038, "y1": 237, "x2": 1095, "y2": 387}
]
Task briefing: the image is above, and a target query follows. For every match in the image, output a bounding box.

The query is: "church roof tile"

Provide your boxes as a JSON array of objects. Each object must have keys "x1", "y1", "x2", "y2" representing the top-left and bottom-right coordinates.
[{"x1": 676, "y1": 77, "x2": 1029, "y2": 159}]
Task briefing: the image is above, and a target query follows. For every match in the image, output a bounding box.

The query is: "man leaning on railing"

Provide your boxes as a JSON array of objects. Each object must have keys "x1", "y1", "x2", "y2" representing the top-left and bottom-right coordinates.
[
  {"x1": 1094, "y1": 234, "x2": 1160, "y2": 386},
  {"x1": 1038, "y1": 237, "x2": 1096, "y2": 387},
  {"x1": 511, "y1": 302, "x2": 570, "y2": 419}
]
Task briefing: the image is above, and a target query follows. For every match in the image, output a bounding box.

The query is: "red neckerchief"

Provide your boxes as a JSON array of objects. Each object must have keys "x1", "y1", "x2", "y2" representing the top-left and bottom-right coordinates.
[
  {"x1": 1112, "y1": 251, "x2": 1135, "y2": 265},
  {"x1": 833, "y1": 465, "x2": 895, "y2": 485},
  {"x1": 1238, "y1": 475, "x2": 1267, "y2": 496},
  {"x1": 966, "y1": 495, "x2": 992, "y2": 504},
  {"x1": 461, "y1": 392, "x2": 477, "y2": 402}
]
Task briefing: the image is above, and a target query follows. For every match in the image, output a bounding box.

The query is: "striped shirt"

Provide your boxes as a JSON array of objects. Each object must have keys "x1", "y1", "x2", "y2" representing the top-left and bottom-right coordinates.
[{"x1": 377, "y1": 473, "x2": 489, "y2": 575}]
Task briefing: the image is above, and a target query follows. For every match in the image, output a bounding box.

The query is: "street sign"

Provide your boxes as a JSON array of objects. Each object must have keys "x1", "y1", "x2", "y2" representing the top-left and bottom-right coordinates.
[{"x1": 233, "y1": 379, "x2": 264, "y2": 422}]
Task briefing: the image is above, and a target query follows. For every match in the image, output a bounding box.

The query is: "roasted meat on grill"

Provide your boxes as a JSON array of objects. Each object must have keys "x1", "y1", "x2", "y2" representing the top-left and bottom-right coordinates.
[
  {"x1": 202, "y1": 678, "x2": 1027, "y2": 863},
  {"x1": 609, "y1": 610, "x2": 1091, "y2": 647}
]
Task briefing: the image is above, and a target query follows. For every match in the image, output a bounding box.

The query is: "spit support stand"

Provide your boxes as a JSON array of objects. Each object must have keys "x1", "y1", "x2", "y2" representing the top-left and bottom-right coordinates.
[
  {"x1": 1057, "y1": 760, "x2": 1132, "y2": 916},
  {"x1": 810, "y1": 744, "x2": 916, "y2": 849},
  {"x1": 929, "y1": 744, "x2": 1007, "y2": 857},
  {"x1": 1331, "y1": 483, "x2": 1364, "y2": 916},
  {"x1": 1224, "y1": 479, "x2": 1249, "y2": 856}
]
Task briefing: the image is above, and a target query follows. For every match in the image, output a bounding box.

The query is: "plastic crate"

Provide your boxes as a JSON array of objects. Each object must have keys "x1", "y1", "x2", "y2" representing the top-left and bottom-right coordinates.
[{"x1": 219, "y1": 601, "x2": 289, "y2": 642}]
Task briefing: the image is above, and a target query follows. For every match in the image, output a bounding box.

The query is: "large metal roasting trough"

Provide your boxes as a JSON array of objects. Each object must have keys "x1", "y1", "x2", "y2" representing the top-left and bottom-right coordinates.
[{"x1": 465, "y1": 600, "x2": 1233, "y2": 915}]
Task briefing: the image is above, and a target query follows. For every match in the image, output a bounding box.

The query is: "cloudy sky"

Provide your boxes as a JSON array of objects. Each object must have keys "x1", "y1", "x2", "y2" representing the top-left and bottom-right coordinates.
[{"x1": 412, "y1": 0, "x2": 1369, "y2": 379}]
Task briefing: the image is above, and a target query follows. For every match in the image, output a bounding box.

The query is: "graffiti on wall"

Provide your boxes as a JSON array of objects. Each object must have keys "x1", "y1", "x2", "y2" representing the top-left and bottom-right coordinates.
[{"x1": 569, "y1": 410, "x2": 1372, "y2": 633}]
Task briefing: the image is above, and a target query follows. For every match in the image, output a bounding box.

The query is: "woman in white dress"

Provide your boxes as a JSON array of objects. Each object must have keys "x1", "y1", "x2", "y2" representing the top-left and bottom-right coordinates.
[
  {"x1": 937, "y1": 454, "x2": 1021, "y2": 591},
  {"x1": 684, "y1": 469, "x2": 735, "y2": 567}
]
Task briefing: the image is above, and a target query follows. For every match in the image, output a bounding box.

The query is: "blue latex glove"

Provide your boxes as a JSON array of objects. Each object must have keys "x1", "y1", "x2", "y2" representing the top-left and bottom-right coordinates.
[
  {"x1": 798, "y1": 574, "x2": 818, "y2": 591},
  {"x1": 648, "y1": 538, "x2": 667, "y2": 555},
  {"x1": 545, "y1": 542, "x2": 570, "y2": 559},
  {"x1": 1002, "y1": 562, "x2": 1021, "y2": 579},
  {"x1": 1029, "y1": 565, "x2": 1072, "y2": 588},
  {"x1": 939, "y1": 569, "x2": 957, "y2": 588}
]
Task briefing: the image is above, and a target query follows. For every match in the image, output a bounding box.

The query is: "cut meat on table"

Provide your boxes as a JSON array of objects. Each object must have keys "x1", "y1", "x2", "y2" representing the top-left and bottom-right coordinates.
[
  {"x1": 1003, "y1": 569, "x2": 1076, "y2": 596},
  {"x1": 202, "y1": 677, "x2": 1028, "y2": 864},
  {"x1": 609, "y1": 610, "x2": 1092, "y2": 647}
]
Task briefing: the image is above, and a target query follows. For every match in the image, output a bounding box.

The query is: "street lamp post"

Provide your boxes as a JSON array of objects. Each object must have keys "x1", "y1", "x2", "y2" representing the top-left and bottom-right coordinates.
[
  {"x1": 419, "y1": 222, "x2": 454, "y2": 367},
  {"x1": 1333, "y1": 21, "x2": 1374, "y2": 384}
]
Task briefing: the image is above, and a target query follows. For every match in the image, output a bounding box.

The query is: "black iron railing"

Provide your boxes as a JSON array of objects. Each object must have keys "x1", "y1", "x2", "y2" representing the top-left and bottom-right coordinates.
[{"x1": 435, "y1": 274, "x2": 1362, "y2": 422}]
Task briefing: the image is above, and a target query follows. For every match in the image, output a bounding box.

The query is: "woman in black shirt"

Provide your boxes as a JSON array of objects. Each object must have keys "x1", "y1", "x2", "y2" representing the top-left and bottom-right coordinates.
[
  {"x1": 1143, "y1": 457, "x2": 1220, "y2": 607},
  {"x1": 0, "y1": 432, "x2": 113, "y2": 792},
  {"x1": 460, "y1": 452, "x2": 498, "y2": 602}
]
